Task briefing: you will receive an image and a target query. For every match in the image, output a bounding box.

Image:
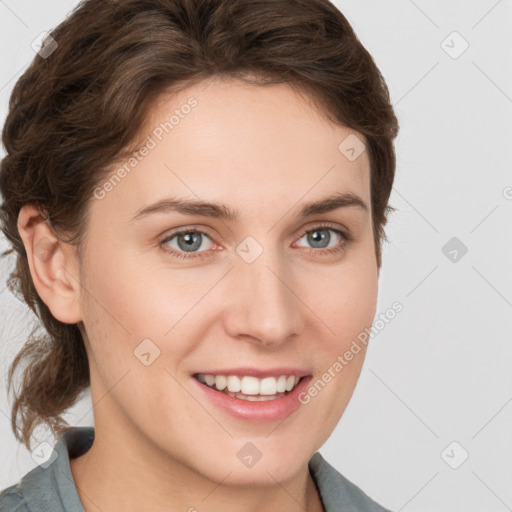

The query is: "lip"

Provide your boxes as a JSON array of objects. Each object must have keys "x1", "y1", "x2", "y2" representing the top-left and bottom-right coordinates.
[
  {"x1": 191, "y1": 367, "x2": 311, "y2": 379},
  {"x1": 191, "y1": 371, "x2": 313, "y2": 423}
]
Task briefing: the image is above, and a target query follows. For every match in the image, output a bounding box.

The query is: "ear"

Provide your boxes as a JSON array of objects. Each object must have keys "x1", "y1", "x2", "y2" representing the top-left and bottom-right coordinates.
[{"x1": 17, "y1": 204, "x2": 83, "y2": 324}]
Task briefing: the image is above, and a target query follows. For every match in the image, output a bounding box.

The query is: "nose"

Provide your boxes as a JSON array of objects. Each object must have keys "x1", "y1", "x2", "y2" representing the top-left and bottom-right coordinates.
[{"x1": 223, "y1": 250, "x2": 304, "y2": 348}]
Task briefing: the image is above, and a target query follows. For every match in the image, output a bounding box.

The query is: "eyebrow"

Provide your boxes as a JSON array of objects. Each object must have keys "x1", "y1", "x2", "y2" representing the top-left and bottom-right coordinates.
[{"x1": 131, "y1": 191, "x2": 368, "y2": 222}]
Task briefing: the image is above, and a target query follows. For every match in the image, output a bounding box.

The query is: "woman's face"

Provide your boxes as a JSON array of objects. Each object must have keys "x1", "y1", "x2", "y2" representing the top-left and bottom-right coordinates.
[{"x1": 75, "y1": 76, "x2": 378, "y2": 484}]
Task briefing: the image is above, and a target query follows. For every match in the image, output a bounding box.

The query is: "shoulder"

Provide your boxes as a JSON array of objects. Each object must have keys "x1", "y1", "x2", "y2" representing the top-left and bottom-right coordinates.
[
  {"x1": 0, "y1": 458, "x2": 60, "y2": 512},
  {"x1": 0, "y1": 482, "x2": 30, "y2": 511},
  {"x1": 0, "y1": 426, "x2": 94, "y2": 512},
  {"x1": 309, "y1": 452, "x2": 393, "y2": 512}
]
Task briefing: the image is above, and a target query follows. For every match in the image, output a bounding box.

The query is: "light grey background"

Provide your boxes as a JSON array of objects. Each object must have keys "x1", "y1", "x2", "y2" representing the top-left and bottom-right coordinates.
[{"x1": 1, "y1": 1, "x2": 511, "y2": 511}]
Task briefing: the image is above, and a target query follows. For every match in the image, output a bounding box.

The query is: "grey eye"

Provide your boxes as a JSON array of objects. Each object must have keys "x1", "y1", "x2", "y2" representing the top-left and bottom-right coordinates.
[
  {"x1": 298, "y1": 228, "x2": 341, "y2": 249},
  {"x1": 164, "y1": 231, "x2": 213, "y2": 253}
]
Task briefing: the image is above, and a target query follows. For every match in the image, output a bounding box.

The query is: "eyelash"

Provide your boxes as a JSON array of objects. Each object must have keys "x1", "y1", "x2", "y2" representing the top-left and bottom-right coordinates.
[{"x1": 159, "y1": 223, "x2": 351, "y2": 260}]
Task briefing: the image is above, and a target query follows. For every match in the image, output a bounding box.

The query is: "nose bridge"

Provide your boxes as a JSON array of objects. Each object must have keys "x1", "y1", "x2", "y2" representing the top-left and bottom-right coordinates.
[{"x1": 226, "y1": 245, "x2": 303, "y2": 345}]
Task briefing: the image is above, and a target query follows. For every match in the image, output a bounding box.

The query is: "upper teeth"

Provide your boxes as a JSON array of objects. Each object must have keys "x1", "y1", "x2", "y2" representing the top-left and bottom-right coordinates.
[{"x1": 196, "y1": 374, "x2": 300, "y2": 395}]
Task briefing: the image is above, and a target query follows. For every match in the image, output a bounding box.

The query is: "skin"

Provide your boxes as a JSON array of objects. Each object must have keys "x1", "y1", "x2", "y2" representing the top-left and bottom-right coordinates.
[{"x1": 17, "y1": 76, "x2": 378, "y2": 512}]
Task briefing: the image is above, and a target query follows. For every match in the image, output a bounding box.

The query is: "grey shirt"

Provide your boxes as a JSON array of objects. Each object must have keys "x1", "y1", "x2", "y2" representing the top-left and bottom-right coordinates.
[{"x1": 0, "y1": 427, "x2": 392, "y2": 511}]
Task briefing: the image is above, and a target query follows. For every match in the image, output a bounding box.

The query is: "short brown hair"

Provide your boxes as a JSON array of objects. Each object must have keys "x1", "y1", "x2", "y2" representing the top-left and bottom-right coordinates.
[{"x1": 0, "y1": 0, "x2": 399, "y2": 449}]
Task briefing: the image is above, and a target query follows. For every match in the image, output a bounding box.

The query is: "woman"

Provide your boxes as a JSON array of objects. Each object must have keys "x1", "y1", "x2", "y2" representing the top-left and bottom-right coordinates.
[{"x1": 0, "y1": 0, "x2": 399, "y2": 510}]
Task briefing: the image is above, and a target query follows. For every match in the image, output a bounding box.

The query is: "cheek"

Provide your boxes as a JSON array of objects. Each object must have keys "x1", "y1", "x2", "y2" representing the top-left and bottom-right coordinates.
[
  {"x1": 302, "y1": 253, "x2": 378, "y2": 345},
  {"x1": 79, "y1": 247, "x2": 226, "y2": 368},
  {"x1": 296, "y1": 264, "x2": 377, "y2": 444}
]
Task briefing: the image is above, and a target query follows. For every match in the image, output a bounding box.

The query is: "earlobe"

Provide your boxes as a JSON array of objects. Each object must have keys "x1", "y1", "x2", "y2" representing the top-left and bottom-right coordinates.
[{"x1": 17, "y1": 204, "x2": 83, "y2": 324}]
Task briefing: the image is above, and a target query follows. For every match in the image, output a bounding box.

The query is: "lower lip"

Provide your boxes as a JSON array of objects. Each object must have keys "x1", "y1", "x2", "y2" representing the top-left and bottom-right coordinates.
[{"x1": 192, "y1": 375, "x2": 313, "y2": 423}]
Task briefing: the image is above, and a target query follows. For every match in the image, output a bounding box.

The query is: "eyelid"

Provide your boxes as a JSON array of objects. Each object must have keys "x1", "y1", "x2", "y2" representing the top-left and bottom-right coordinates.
[
  {"x1": 294, "y1": 221, "x2": 352, "y2": 243},
  {"x1": 159, "y1": 222, "x2": 351, "y2": 259}
]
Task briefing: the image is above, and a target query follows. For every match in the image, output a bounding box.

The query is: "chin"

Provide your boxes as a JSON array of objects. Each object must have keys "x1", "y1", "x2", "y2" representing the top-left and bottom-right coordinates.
[{"x1": 194, "y1": 444, "x2": 311, "y2": 487}]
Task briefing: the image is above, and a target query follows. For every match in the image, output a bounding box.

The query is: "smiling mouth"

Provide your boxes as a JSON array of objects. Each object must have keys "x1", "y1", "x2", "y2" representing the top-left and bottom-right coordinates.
[{"x1": 194, "y1": 373, "x2": 304, "y2": 401}]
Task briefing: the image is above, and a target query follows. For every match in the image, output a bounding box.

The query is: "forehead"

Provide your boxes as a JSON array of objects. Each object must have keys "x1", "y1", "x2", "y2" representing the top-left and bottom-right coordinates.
[{"x1": 97, "y1": 76, "x2": 371, "y2": 220}]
